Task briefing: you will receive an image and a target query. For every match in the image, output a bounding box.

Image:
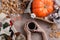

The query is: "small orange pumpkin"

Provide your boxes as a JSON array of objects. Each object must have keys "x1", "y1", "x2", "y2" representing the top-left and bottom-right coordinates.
[{"x1": 32, "y1": 0, "x2": 54, "y2": 17}]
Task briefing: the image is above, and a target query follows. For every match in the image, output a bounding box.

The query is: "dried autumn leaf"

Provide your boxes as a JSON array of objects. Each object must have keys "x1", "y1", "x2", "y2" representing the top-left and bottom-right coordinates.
[{"x1": 55, "y1": 32, "x2": 60, "y2": 38}]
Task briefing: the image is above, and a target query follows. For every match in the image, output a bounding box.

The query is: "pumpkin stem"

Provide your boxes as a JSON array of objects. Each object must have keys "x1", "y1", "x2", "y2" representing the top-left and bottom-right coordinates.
[{"x1": 44, "y1": 5, "x2": 47, "y2": 8}]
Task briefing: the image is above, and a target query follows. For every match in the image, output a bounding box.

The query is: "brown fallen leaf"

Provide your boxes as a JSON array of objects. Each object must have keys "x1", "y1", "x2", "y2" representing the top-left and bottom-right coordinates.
[
  {"x1": 55, "y1": 32, "x2": 60, "y2": 38},
  {"x1": 49, "y1": 32, "x2": 54, "y2": 38}
]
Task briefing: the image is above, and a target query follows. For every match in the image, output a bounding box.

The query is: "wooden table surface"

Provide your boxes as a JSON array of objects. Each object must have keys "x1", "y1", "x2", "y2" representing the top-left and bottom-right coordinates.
[{"x1": 13, "y1": 13, "x2": 60, "y2": 40}]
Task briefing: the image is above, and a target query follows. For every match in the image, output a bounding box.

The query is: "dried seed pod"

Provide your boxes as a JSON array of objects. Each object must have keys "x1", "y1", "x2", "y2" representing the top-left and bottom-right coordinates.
[{"x1": 50, "y1": 23, "x2": 57, "y2": 30}]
